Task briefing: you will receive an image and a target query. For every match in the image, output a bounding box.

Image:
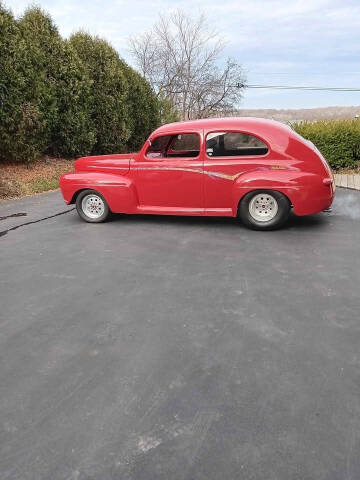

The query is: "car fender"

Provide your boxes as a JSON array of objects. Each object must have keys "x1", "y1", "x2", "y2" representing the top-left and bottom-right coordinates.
[
  {"x1": 59, "y1": 172, "x2": 137, "y2": 213},
  {"x1": 232, "y1": 168, "x2": 321, "y2": 215}
]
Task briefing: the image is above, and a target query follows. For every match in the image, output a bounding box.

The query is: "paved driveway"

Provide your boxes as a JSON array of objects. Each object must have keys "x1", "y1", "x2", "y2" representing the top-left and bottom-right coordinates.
[{"x1": 1, "y1": 188, "x2": 360, "y2": 480}]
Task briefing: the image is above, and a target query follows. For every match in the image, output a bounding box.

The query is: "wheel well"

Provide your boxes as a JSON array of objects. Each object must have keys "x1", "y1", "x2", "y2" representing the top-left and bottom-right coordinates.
[
  {"x1": 69, "y1": 188, "x2": 88, "y2": 204},
  {"x1": 70, "y1": 188, "x2": 112, "y2": 213},
  {"x1": 237, "y1": 189, "x2": 292, "y2": 215}
]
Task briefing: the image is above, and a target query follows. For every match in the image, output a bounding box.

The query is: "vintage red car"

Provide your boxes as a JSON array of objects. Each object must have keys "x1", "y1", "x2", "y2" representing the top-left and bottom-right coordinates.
[{"x1": 60, "y1": 117, "x2": 335, "y2": 230}]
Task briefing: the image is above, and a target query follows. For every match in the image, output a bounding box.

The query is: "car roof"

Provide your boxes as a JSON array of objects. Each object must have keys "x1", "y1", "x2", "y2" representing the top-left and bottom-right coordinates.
[{"x1": 151, "y1": 117, "x2": 295, "y2": 140}]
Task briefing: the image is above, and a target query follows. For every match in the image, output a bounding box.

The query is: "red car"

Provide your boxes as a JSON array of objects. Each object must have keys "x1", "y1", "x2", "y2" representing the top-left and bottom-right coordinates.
[{"x1": 60, "y1": 117, "x2": 335, "y2": 230}]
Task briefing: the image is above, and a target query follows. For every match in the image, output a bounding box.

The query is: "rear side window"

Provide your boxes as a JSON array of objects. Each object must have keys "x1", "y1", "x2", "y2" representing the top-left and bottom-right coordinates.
[
  {"x1": 206, "y1": 132, "x2": 268, "y2": 157},
  {"x1": 146, "y1": 133, "x2": 200, "y2": 159}
]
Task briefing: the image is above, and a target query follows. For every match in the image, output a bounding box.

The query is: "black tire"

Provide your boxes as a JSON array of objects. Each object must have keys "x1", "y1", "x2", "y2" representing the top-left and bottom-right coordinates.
[
  {"x1": 238, "y1": 190, "x2": 291, "y2": 231},
  {"x1": 76, "y1": 189, "x2": 110, "y2": 223}
]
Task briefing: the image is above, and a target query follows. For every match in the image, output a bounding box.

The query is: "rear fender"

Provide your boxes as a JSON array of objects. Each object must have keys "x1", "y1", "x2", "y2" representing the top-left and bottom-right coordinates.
[
  {"x1": 59, "y1": 172, "x2": 137, "y2": 213},
  {"x1": 233, "y1": 169, "x2": 314, "y2": 215}
]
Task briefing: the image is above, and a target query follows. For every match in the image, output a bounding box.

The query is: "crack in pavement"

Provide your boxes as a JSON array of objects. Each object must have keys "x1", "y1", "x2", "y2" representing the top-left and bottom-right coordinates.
[
  {"x1": 0, "y1": 212, "x2": 27, "y2": 222},
  {"x1": 0, "y1": 208, "x2": 75, "y2": 238}
]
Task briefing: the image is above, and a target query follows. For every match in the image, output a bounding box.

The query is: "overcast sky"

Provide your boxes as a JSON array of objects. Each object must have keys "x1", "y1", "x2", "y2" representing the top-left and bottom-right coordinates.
[{"x1": 4, "y1": 0, "x2": 360, "y2": 109}]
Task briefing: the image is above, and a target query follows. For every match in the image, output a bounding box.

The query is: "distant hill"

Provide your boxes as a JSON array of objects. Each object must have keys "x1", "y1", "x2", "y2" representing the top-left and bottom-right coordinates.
[{"x1": 227, "y1": 106, "x2": 360, "y2": 123}]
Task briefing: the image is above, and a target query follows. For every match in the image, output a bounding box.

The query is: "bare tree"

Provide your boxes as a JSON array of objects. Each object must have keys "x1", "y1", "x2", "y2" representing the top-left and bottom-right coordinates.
[{"x1": 130, "y1": 10, "x2": 246, "y2": 120}]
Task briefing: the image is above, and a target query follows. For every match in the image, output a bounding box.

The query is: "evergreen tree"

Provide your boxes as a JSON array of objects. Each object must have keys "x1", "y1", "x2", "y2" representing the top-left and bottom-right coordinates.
[
  {"x1": 122, "y1": 65, "x2": 160, "y2": 151},
  {"x1": 19, "y1": 7, "x2": 95, "y2": 158},
  {"x1": 0, "y1": 3, "x2": 44, "y2": 162},
  {"x1": 70, "y1": 32, "x2": 130, "y2": 154}
]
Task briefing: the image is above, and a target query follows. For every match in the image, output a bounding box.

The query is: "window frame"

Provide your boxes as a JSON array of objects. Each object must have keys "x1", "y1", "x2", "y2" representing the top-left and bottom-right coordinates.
[
  {"x1": 205, "y1": 130, "x2": 270, "y2": 160},
  {"x1": 145, "y1": 132, "x2": 202, "y2": 160}
]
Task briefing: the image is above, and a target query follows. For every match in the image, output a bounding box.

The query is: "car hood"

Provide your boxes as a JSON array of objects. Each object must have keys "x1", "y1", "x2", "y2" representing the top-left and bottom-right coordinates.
[{"x1": 75, "y1": 153, "x2": 137, "y2": 174}]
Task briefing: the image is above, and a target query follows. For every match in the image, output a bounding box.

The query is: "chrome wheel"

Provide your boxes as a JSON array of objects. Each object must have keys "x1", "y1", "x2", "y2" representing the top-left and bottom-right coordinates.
[
  {"x1": 81, "y1": 194, "x2": 105, "y2": 219},
  {"x1": 248, "y1": 193, "x2": 278, "y2": 222}
]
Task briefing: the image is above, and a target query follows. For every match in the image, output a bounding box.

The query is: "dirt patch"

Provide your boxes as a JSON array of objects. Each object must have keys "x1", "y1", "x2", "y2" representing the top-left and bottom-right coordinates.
[
  {"x1": 337, "y1": 166, "x2": 360, "y2": 174},
  {"x1": 0, "y1": 157, "x2": 74, "y2": 200}
]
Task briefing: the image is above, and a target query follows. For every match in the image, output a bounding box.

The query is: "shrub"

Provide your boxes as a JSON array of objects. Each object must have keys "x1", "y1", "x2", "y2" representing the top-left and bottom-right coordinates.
[
  {"x1": 17, "y1": 7, "x2": 61, "y2": 157},
  {"x1": 19, "y1": 7, "x2": 95, "y2": 158},
  {"x1": 292, "y1": 119, "x2": 360, "y2": 170},
  {"x1": 51, "y1": 40, "x2": 96, "y2": 157},
  {"x1": 69, "y1": 32, "x2": 130, "y2": 154},
  {"x1": 122, "y1": 65, "x2": 160, "y2": 151},
  {"x1": 158, "y1": 95, "x2": 180, "y2": 125},
  {"x1": 0, "y1": 4, "x2": 165, "y2": 164},
  {"x1": 0, "y1": 4, "x2": 45, "y2": 162}
]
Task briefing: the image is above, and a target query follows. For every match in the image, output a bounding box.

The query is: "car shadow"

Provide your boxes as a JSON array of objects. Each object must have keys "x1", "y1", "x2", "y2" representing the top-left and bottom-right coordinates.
[
  {"x1": 108, "y1": 210, "x2": 330, "y2": 231},
  {"x1": 285, "y1": 211, "x2": 330, "y2": 230}
]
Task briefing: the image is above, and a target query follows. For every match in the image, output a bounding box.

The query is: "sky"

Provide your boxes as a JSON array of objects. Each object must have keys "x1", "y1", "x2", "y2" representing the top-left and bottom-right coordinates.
[{"x1": 4, "y1": 0, "x2": 360, "y2": 110}]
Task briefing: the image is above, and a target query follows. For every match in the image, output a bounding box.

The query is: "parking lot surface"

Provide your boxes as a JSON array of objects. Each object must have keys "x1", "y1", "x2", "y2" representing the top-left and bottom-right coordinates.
[{"x1": 1, "y1": 188, "x2": 360, "y2": 480}]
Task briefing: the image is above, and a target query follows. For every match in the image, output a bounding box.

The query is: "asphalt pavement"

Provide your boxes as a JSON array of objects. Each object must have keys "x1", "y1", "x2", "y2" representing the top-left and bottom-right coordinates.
[{"x1": 0, "y1": 188, "x2": 360, "y2": 480}]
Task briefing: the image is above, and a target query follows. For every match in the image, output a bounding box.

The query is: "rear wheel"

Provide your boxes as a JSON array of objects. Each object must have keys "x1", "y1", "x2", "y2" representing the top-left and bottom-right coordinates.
[
  {"x1": 76, "y1": 189, "x2": 110, "y2": 223},
  {"x1": 239, "y1": 190, "x2": 290, "y2": 230}
]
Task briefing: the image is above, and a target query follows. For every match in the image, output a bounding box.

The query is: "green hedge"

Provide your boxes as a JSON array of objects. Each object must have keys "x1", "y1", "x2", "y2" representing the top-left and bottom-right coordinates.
[
  {"x1": 69, "y1": 32, "x2": 131, "y2": 155},
  {"x1": 0, "y1": 4, "x2": 164, "y2": 163},
  {"x1": 0, "y1": 3, "x2": 44, "y2": 163},
  {"x1": 292, "y1": 119, "x2": 360, "y2": 170}
]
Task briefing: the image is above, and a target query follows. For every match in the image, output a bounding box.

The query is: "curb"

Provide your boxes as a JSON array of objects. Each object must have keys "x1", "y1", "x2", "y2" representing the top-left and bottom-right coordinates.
[{"x1": 334, "y1": 174, "x2": 360, "y2": 191}]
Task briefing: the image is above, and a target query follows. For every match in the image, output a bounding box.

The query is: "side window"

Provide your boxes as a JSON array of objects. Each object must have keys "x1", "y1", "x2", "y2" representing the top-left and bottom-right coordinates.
[
  {"x1": 168, "y1": 134, "x2": 200, "y2": 157},
  {"x1": 206, "y1": 132, "x2": 268, "y2": 157},
  {"x1": 146, "y1": 135, "x2": 172, "y2": 159},
  {"x1": 146, "y1": 134, "x2": 200, "y2": 159}
]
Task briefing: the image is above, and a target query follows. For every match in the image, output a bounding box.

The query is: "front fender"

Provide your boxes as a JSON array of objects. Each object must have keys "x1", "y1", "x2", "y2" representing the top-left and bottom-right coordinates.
[
  {"x1": 233, "y1": 169, "x2": 329, "y2": 216},
  {"x1": 59, "y1": 172, "x2": 137, "y2": 213}
]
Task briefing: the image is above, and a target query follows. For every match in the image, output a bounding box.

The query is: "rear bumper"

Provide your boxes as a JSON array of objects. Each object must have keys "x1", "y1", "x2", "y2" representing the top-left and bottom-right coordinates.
[{"x1": 292, "y1": 184, "x2": 335, "y2": 216}]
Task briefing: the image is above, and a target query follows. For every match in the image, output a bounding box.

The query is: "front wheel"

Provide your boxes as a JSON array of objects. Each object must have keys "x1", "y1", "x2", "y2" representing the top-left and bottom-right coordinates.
[
  {"x1": 76, "y1": 189, "x2": 110, "y2": 223},
  {"x1": 239, "y1": 190, "x2": 290, "y2": 230}
]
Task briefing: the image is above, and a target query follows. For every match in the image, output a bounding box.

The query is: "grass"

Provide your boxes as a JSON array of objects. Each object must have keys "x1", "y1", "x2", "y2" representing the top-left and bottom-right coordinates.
[
  {"x1": 0, "y1": 157, "x2": 74, "y2": 200},
  {"x1": 337, "y1": 166, "x2": 360, "y2": 174}
]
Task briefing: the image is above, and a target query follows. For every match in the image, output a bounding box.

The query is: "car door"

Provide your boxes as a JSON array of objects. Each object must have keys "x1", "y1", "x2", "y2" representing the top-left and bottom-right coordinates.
[
  {"x1": 134, "y1": 132, "x2": 204, "y2": 213},
  {"x1": 203, "y1": 131, "x2": 269, "y2": 213}
]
